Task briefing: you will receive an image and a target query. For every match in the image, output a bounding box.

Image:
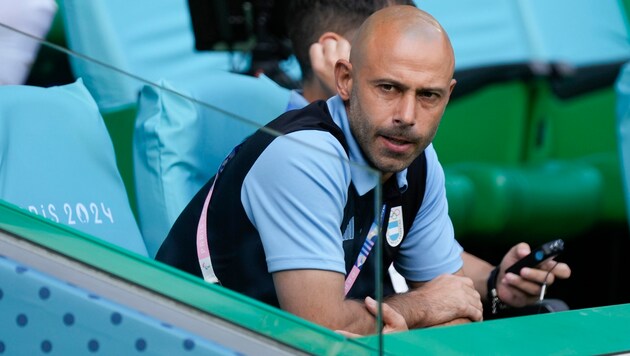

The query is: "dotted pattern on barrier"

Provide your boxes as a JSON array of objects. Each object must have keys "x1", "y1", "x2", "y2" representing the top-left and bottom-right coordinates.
[{"x1": 0, "y1": 254, "x2": 240, "y2": 355}]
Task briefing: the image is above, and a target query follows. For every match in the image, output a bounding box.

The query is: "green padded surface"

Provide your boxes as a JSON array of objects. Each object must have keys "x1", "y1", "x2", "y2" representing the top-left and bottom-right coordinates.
[
  {"x1": 622, "y1": 0, "x2": 630, "y2": 29},
  {"x1": 527, "y1": 82, "x2": 618, "y2": 162},
  {"x1": 3, "y1": 199, "x2": 630, "y2": 355},
  {"x1": 579, "y1": 152, "x2": 628, "y2": 222},
  {"x1": 434, "y1": 81, "x2": 531, "y2": 165},
  {"x1": 358, "y1": 303, "x2": 630, "y2": 355},
  {"x1": 449, "y1": 161, "x2": 602, "y2": 243},
  {"x1": 444, "y1": 168, "x2": 475, "y2": 236},
  {"x1": 526, "y1": 81, "x2": 626, "y2": 223}
]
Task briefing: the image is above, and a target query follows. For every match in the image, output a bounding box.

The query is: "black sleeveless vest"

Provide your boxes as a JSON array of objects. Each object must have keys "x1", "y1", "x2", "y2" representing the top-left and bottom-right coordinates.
[{"x1": 157, "y1": 100, "x2": 427, "y2": 307}]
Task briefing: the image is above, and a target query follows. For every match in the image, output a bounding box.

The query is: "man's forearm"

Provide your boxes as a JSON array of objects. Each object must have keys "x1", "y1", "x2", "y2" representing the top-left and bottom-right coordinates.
[{"x1": 274, "y1": 270, "x2": 386, "y2": 335}]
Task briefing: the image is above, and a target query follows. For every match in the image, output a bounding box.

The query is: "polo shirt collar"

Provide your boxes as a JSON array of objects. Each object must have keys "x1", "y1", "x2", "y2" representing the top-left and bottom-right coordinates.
[{"x1": 286, "y1": 89, "x2": 310, "y2": 112}]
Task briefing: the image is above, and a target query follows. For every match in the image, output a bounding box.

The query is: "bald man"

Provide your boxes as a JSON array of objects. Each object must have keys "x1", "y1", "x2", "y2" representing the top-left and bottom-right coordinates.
[
  {"x1": 289, "y1": 0, "x2": 571, "y2": 318},
  {"x1": 157, "y1": 6, "x2": 564, "y2": 335}
]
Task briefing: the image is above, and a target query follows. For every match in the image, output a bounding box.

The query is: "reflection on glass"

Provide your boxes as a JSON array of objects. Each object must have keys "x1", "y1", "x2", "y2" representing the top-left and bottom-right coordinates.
[{"x1": 0, "y1": 20, "x2": 387, "y2": 354}]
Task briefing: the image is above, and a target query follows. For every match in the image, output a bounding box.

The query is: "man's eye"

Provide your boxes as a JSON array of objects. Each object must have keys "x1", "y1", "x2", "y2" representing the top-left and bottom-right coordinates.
[
  {"x1": 380, "y1": 84, "x2": 395, "y2": 92},
  {"x1": 419, "y1": 91, "x2": 442, "y2": 102}
]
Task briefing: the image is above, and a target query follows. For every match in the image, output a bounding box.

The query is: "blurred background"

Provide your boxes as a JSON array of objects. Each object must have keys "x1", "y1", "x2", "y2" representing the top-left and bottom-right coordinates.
[{"x1": 5, "y1": 0, "x2": 630, "y2": 315}]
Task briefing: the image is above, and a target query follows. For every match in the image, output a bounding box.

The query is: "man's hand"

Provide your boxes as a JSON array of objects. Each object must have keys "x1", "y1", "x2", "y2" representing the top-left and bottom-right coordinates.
[
  {"x1": 336, "y1": 296, "x2": 408, "y2": 338},
  {"x1": 496, "y1": 243, "x2": 572, "y2": 307},
  {"x1": 394, "y1": 273, "x2": 483, "y2": 328},
  {"x1": 309, "y1": 32, "x2": 351, "y2": 96}
]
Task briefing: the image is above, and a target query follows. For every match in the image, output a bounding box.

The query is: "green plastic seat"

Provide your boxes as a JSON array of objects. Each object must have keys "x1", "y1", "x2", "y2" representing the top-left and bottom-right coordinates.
[
  {"x1": 101, "y1": 104, "x2": 139, "y2": 220},
  {"x1": 526, "y1": 80, "x2": 627, "y2": 224},
  {"x1": 434, "y1": 81, "x2": 531, "y2": 166},
  {"x1": 449, "y1": 161, "x2": 603, "y2": 244},
  {"x1": 444, "y1": 168, "x2": 476, "y2": 237}
]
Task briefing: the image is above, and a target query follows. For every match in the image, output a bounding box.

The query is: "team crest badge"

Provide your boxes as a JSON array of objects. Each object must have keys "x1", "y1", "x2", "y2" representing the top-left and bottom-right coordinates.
[{"x1": 386, "y1": 206, "x2": 404, "y2": 247}]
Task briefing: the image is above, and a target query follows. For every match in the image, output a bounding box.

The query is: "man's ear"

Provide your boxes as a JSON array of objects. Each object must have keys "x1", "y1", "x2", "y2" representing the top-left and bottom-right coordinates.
[
  {"x1": 335, "y1": 59, "x2": 353, "y2": 101},
  {"x1": 317, "y1": 31, "x2": 344, "y2": 44},
  {"x1": 444, "y1": 78, "x2": 457, "y2": 105},
  {"x1": 449, "y1": 79, "x2": 457, "y2": 96}
]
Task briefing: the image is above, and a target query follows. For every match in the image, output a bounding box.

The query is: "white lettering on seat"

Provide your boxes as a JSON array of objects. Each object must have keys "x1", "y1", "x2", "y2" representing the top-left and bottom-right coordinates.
[{"x1": 27, "y1": 201, "x2": 115, "y2": 225}]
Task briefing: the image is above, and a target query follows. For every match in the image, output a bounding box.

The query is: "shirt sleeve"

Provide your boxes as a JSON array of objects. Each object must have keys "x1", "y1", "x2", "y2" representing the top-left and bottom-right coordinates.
[
  {"x1": 393, "y1": 144, "x2": 464, "y2": 282},
  {"x1": 241, "y1": 130, "x2": 351, "y2": 274}
]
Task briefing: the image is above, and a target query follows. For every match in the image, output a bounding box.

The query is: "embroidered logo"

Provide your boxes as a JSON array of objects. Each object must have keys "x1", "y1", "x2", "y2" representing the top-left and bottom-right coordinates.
[
  {"x1": 342, "y1": 216, "x2": 355, "y2": 241},
  {"x1": 386, "y1": 206, "x2": 404, "y2": 247}
]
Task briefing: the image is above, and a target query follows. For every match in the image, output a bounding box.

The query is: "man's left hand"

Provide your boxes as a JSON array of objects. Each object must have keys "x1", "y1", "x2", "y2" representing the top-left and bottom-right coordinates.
[
  {"x1": 336, "y1": 296, "x2": 408, "y2": 337},
  {"x1": 496, "y1": 243, "x2": 572, "y2": 307}
]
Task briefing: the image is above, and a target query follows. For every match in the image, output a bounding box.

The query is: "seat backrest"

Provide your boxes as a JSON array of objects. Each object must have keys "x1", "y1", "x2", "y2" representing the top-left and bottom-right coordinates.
[
  {"x1": 0, "y1": 79, "x2": 148, "y2": 256},
  {"x1": 421, "y1": 0, "x2": 630, "y2": 70},
  {"x1": 617, "y1": 61, "x2": 630, "y2": 227},
  {"x1": 57, "y1": 0, "x2": 246, "y2": 110},
  {"x1": 133, "y1": 73, "x2": 291, "y2": 256},
  {"x1": 433, "y1": 80, "x2": 531, "y2": 165}
]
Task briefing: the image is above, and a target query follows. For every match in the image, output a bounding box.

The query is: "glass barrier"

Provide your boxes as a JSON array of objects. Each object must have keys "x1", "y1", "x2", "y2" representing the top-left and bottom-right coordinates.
[
  {"x1": 0, "y1": 20, "x2": 388, "y2": 354},
  {"x1": 5, "y1": 4, "x2": 630, "y2": 353}
]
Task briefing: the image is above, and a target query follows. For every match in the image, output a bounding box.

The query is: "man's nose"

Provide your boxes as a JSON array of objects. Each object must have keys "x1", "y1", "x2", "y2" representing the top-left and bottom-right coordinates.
[{"x1": 394, "y1": 93, "x2": 416, "y2": 126}]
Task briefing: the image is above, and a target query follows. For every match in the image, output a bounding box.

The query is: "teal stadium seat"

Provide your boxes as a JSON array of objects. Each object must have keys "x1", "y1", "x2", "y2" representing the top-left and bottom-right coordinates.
[
  {"x1": 0, "y1": 80, "x2": 148, "y2": 256},
  {"x1": 57, "y1": 0, "x2": 247, "y2": 110},
  {"x1": 133, "y1": 74, "x2": 291, "y2": 256}
]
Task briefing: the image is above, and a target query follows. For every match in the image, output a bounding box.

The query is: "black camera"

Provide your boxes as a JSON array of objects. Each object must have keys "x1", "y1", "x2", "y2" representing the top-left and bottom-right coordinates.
[{"x1": 187, "y1": 0, "x2": 297, "y2": 87}]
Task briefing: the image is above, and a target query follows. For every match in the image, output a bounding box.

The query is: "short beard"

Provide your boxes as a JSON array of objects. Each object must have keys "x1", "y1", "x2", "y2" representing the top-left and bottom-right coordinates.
[{"x1": 347, "y1": 90, "x2": 415, "y2": 174}]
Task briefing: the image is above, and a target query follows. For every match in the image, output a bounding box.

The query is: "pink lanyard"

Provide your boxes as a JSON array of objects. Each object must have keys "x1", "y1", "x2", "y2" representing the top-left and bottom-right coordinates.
[
  {"x1": 196, "y1": 180, "x2": 220, "y2": 283},
  {"x1": 344, "y1": 205, "x2": 386, "y2": 296},
  {"x1": 196, "y1": 146, "x2": 241, "y2": 284}
]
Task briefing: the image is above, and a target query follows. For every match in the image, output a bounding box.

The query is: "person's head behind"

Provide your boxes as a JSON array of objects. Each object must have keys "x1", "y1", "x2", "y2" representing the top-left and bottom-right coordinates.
[
  {"x1": 334, "y1": 5, "x2": 456, "y2": 181},
  {"x1": 286, "y1": 0, "x2": 414, "y2": 84}
]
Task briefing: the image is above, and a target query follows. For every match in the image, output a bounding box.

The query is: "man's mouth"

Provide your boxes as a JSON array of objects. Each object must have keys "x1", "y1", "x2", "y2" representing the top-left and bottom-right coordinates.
[
  {"x1": 384, "y1": 136, "x2": 410, "y2": 145},
  {"x1": 379, "y1": 135, "x2": 414, "y2": 153}
]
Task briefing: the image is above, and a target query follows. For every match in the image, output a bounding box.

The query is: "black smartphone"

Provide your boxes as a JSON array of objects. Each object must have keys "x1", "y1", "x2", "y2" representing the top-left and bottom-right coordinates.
[{"x1": 505, "y1": 239, "x2": 565, "y2": 275}]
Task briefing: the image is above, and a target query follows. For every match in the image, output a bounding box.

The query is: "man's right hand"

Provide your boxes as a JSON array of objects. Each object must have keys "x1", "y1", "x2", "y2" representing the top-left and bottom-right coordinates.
[
  {"x1": 309, "y1": 32, "x2": 351, "y2": 96},
  {"x1": 399, "y1": 273, "x2": 483, "y2": 328}
]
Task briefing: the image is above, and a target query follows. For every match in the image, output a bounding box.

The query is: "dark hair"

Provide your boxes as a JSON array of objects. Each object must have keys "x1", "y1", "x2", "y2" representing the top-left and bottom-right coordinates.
[{"x1": 286, "y1": 0, "x2": 415, "y2": 82}]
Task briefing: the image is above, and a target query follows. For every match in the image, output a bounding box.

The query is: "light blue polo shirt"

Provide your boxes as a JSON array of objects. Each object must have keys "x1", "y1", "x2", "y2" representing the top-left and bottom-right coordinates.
[
  {"x1": 241, "y1": 95, "x2": 463, "y2": 282},
  {"x1": 285, "y1": 89, "x2": 310, "y2": 112}
]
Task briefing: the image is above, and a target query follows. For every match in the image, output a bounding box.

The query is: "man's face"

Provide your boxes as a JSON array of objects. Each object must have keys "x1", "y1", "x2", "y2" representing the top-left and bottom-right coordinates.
[{"x1": 344, "y1": 30, "x2": 455, "y2": 176}]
